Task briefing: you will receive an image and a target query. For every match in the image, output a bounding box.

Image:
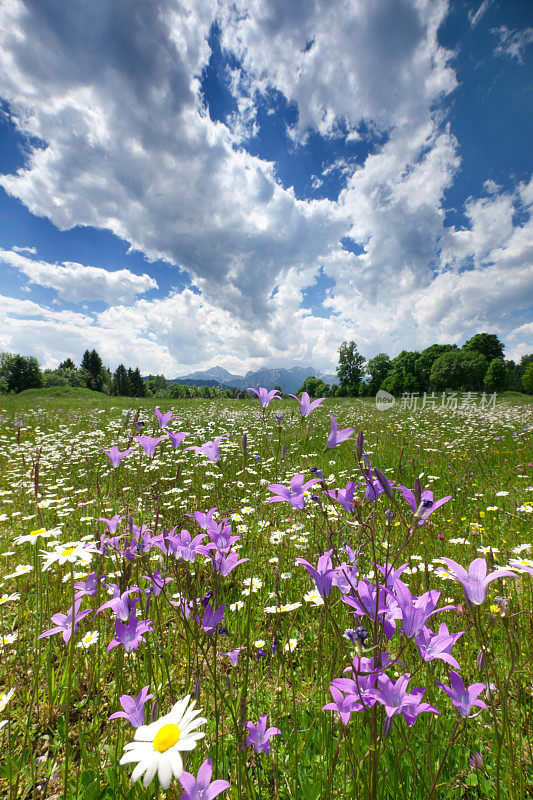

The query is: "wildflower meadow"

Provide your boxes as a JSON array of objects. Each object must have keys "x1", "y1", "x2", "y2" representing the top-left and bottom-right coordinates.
[{"x1": 0, "y1": 389, "x2": 532, "y2": 800}]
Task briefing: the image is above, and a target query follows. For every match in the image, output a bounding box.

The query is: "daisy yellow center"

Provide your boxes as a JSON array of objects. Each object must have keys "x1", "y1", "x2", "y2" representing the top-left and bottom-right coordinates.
[
  {"x1": 62, "y1": 547, "x2": 76, "y2": 556},
  {"x1": 153, "y1": 724, "x2": 181, "y2": 752}
]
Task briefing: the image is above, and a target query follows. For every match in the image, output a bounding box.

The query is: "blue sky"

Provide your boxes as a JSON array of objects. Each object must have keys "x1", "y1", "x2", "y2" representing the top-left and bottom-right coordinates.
[{"x1": 0, "y1": 0, "x2": 531, "y2": 375}]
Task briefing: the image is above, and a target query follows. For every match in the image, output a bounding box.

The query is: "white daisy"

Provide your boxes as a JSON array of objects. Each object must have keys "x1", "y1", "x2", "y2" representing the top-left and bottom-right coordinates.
[{"x1": 119, "y1": 695, "x2": 206, "y2": 789}]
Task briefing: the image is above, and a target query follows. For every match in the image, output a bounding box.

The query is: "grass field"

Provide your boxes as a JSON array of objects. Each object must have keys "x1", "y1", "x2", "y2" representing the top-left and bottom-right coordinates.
[{"x1": 0, "y1": 391, "x2": 532, "y2": 799}]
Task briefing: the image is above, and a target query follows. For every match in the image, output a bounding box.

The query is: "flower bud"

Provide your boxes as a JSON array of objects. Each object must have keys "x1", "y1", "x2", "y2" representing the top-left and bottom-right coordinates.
[
  {"x1": 356, "y1": 430, "x2": 364, "y2": 458},
  {"x1": 413, "y1": 477, "x2": 422, "y2": 504},
  {"x1": 374, "y1": 468, "x2": 394, "y2": 500},
  {"x1": 241, "y1": 432, "x2": 247, "y2": 455}
]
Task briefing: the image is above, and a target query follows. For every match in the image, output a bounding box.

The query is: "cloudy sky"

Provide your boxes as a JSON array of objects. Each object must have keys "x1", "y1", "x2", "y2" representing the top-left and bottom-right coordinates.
[{"x1": 0, "y1": 0, "x2": 532, "y2": 376}]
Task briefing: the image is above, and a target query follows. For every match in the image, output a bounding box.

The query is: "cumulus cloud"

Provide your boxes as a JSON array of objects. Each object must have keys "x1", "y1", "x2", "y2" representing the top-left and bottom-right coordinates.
[
  {"x1": 0, "y1": 0, "x2": 531, "y2": 372},
  {"x1": 0, "y1": 0, "x2": 346, "y2": 321},
  {"x1": 0, "y1": 248, "x2": 157, "y2": 304}
]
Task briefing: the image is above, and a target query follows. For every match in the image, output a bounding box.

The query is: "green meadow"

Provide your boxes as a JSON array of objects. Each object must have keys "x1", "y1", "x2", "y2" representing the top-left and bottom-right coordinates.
[{"x1": 0, "y1": 391, "x2": 532, "y2": 799}]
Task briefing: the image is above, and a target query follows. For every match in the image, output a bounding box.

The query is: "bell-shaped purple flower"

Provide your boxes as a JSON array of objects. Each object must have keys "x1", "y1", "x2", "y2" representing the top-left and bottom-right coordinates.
[
  {"x1": 167, "y1": 431, "x2": 190, "y2": 449},
  {"x1": 327, "y1": 414, "x2": 355, "y2": 449},
  {"x1": 435, "y1": 671, "x2": 487, "y2": 717},
  {"x1": 108, "y1": 685, "x2": 154, "y2": 727},
  {"x1": 102, "y1": 446, "x2": 132, "y2": 467},
  {"x1": 134, "y1": 435, "x2": 166, "y2": 457},
  {"x1": 288, "y1": 391, "x2": 325, "y2": 418},
  {"x1": 438, "y1": 557, "x2": 517, "y2": 606},
  {"x1": 178, "y1": 758, "x2": 230, "y2": 800},
  {"x1": 367, "y1": 674, "x2": 439, "y2": 726},
  {"x1": 245, "y1": 715, "x2": 281, "y2": 754},
  {"x1": 267, "y1": 473, "x2": 321, "y2": 510},
  {"x1": 247, "y1": 387, "x2": 281, "y2": 408},
  {"x1": 154, "y1": 407, "x2": 173, "y2": 428},
  {"x1": 38, "y1": 599, "x2": 92, "y2": 644},
  {"x1": 295, "y1": 552, "x2": 334, "y2": 597}
]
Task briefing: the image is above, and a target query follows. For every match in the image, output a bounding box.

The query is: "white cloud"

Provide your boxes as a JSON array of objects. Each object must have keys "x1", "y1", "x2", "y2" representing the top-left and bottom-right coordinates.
[
  {"x1": 469, "y1": 0, "x2": 495, "y2": 28},
  {"x1": 0, "y1": 0, "x2": 530, "y2": 373},
  {"x1": 221, "y1": 0, "x2": 456, "y2": 139},
  {"x1": 0, "y1": 0, "x2": 345, "y2": 322},
  {"x1": 492, "y1": 26, "x2": 533, "y2": 63},
  {"x1": 0, "y1": 248, "x2": 157, "y2": 304},
  {"x1": 12, "y1": 245, "x2": 37, "y2": 254}
]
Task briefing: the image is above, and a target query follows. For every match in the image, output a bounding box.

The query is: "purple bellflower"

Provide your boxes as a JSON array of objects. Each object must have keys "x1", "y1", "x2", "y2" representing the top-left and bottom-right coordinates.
[
  {"x1": 166, "y1": 431, "x2": 190, "y2": 449},
  {"x1": 223, "y1": 647, "x2": 246, "y2": 666},
  {"x1": 323, "y1": 685, "x2": 363, "y2": 725},
  {"x1": 199, "y1": 603, "x2": 225, "y2": 634},
  {"x1": 74, "y1": 571, "x2": 101, "y2": 600},
  {"x1": 326, "y1": 480, "x2": 357, "y2": 513},
  {"x1": 393, "y1": 580, "x2": 454, "y2": 639},
  {"x1": 178, "y1": 758, "x2": 230, "y2": 800},
  {"x1": 400, "y1": 487, "x2": 452, "y2": 525},
  {"x1": 245, "y1": 715, "x2": 281, "y2": 755},
  {"x1": 267, "y1": 473, "x2": 321, "y2": 510},
  {"x1": 143, "y1": 570, "x2": 173, "y2": 596},
  {"x1": 185, "y1": 435, "x2": 229, "y2": 464},
  {"x1": 97, "y1": 588, "x2": 139, "y2": 622},
  {"x1": 435, "y1": 671, "x2": 487, "y2": 717},
  {"x1": 39, "y1": 599, "x2": 92, "y2": 644},
  {"x1": 356, "y1": 469, "x2": 394, "y2": 502},
  {"x1": 327, "y1": 414, "x2": 355, "y2": 449},
  {"x1": 187, "y1": 507, "x2": 220, "y2": 530},
  {"x1": 415, "y1": 623, "x2": 464, "y2": 669},
  {"x1": 167, "y1": 529, "x2": 209, "y2": 562},
  {"x1": 288, "y1": 391, "x2": 326, "y2": 417},
  {"x1": 331, "y1": 561, "x2": 359, "y2": 595},
  {"x1": 134, "y1": 435, "x2": 166, "y2": 457},
  {"x1": 247, "y1": 387, "x2": 281, "y2": 408},
  {"x1": 438, "y1": 557, "x2": 517, "y2": 606},
  {"x1": 108, "y1": 685, "x2": 154, "y2": 727},
  {"x1": 295, "y1": 552, "x2": 334, "y2": 597},
  {"x1": 342, "y1": 581, "x2": 401, "y2": 640},
  {"x1": 367, "y1": 674, "x2": 439, "y2": 727},
  {"x1": 154, "y1": 407, "x2": 173, "y2": 428},
  {"x1": 102, "y1": 446, "x2": 132, "y2": 467},
  {"x1": 205, "y1": 524, "x2": 239, "y2": 553},
  {"x1": 107, "y1": 609, "x2": 153, "y2": 653},
  {"x1": 211, "y1": 551, "x2": 250, "y2": 576},
  {"x1": 98, "y1": 514, "x2": 122, "y2": 534}
]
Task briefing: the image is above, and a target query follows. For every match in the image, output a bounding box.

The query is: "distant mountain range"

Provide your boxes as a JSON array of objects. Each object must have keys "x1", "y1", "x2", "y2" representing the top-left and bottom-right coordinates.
[{"x1": 171, "y1": 365, "x2": 337, "y2": 394}]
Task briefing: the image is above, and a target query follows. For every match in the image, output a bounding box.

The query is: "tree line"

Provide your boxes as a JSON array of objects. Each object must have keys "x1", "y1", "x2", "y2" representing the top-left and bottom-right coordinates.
[
  {"x1": 331, "y1": 333, "x2": 533, "y2": 397},
  {"x1": 0, "y1": 349, "x2": 237, "y2": 398},
  {"x1": 1, "y1": 332, "x2": 531, "y2": 398}
]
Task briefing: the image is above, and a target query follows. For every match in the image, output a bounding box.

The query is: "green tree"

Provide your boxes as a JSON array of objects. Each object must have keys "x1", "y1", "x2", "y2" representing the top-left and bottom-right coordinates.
[
  {"x1": 129, "y1": 367, "x2": 145, "y2": 398},
  {"x1": 169, "y1": 383, "x2": 187, "y2": 399},
  {"x1": 430, "y1": 350, "x2": 488, "y2": 391},
  {"x1": 484, "y1": 359, "x2": 507, "y2": 392},
  {"x1": 297, "y1": 375, "x2": 330, "y2": 397},
  {"x1": 416, "y1": 344, "x2": 457, "y2": 391},
  {"x1": 365, "y1": 353, "x2": 391, "y2": 395},
  {"x1": 522, "y1": 362, "x2": 533, "y2": 394},
  {"x1": 7, "y1": 354, "x2": 43, "y2": 393},
  {"x1": 43, "y1": 369, "x2": 69, "y2": 388},
  {"x1": 463, "y1": 333, "x2": 504, "y2": 363},
  {"x1": 337, "y1": 341, "x2": 365, "y2": 394},
  {"x1": 81, "y1": 349, "x2": 104, "y2": 391},
  {"x1": 58, "y1": 357, "x2": 76, "y2": 371},
  {"x1": 113, "y1": 364, "x2": 131, "y2": 396}
]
